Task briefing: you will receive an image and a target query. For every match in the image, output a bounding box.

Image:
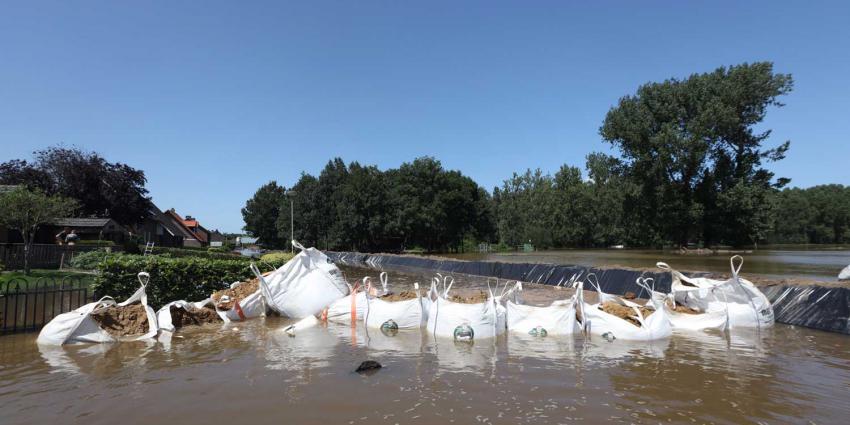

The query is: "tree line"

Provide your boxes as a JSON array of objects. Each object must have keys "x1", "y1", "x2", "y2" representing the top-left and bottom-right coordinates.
[{"x1": 243, "y1": 62, "x2": 849, "y2": 251}]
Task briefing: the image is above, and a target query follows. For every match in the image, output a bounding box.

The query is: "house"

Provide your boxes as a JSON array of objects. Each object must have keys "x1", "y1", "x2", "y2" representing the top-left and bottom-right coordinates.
[
  {"x1": 139, "y1": 205, "x2": 188, "y2": 248},
  {"x1": 155, "y1": 209, "x2": 216, "y2": 248},
  {"x1": 209, "y1": 230, "x2": 225, "y2": 247}
]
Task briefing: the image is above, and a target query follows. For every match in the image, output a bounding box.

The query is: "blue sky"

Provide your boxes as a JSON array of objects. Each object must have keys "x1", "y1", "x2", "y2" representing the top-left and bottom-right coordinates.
[{"x1": 1, "y1": 1, "x2": 848, "y2": 232}]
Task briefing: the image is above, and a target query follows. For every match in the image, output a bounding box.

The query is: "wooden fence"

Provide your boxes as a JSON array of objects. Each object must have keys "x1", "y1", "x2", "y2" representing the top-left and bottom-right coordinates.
[{"x1": 0, "y1": 244, "x2": 115, "y2": 270}]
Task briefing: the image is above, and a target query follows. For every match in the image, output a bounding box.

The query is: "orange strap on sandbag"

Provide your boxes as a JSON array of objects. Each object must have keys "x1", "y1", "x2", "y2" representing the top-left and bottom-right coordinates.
[
  {"x1": 350, "y1": 281, "x2": 361, "y2": 324},
  {"x1": 234, "y1": 301, "x2": 247, "y2": 321}
]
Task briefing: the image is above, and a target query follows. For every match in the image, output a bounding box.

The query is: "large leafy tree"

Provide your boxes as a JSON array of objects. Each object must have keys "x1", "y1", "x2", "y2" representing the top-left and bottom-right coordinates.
[
  {"x1": 241, "y1": 181, "x2": 286, "y2": 248},
  {"x1": 600, "y1": 62, "x2": 793, "y2": 246},
  {"x1": 0, "y1": 187, "x2": 78, "y2": 273},
  {"x1": 0, "y1": 146, "x2": 152, "y2": 226}
]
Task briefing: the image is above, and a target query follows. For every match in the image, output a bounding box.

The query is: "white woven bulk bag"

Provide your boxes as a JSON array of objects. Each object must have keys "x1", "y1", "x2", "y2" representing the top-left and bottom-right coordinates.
[
  {"x1": 658, "y1": 256, "x2": 774, "y2": 329},
  {"x1": 323, "y1": 276, "x2": 370, "y2": 323},
  {"x1": 254, "y1": 241, "x2": 349, "y2": 319},
  {"x1": 506, "y1": 282, "x2": 581, "y2": 336},
  {"x1": 636, "y1": 278, "x2": 727, "y2": 332},
  {"x1": 214, "y1": 279, "x2": 267, "y2": 322},
  {"x1": 156, "y1": 298, "x2": 219, "y2": 332},
  {"x1": 580, "y1": 277, "x2": 672, "y2": 341},
  {"x1": 37, "y1": 273, "x2": 158, "y2": 345},
  {"x1": 364, "y1": 273, "x2": 427, "y2": 330},
  {"x1": 425, "y1": 278, "x2": 509, "y2": 341}
]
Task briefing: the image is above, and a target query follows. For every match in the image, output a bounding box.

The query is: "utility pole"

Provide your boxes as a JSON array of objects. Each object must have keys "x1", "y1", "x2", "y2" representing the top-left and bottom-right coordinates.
[{"x1": 286, "y1": 190, "x2": 296, "y2": 253}]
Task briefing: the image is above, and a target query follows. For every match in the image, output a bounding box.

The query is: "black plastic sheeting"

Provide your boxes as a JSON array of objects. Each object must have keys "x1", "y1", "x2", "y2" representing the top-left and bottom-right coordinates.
[
  {"x1": 329, "y1": 251, "x2": 850, "y2": 335},
  {"x1": 329, "y1": 251, "x2": 672, "y2": 296},
  {"x1": 761, "y1": 285, "x2": 850, "y2": 334}
]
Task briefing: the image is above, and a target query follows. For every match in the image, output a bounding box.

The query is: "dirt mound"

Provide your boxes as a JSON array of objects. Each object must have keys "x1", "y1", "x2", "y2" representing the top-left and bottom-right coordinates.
[
  {"x1": 91, "y1": 303, "x2": 150, "y2": 337},
  {"x1": 170, "y1": 304, "x2": 222, "y2": 328},
  {"x1": 665, "y1": 300, "x2": 701, "y2": 315},
  {"x1": 212, "y1": 278, "x2": 260, "y2": 311},
  {"x1": 449, "y1": 291, "x2": 489, "y2": 304},
  {"x1": 599, "y1": 301, "x2": 655, "y2": 327},
  {"x1": 379, "y1": 290, "x2": 418, "y2": 302}
]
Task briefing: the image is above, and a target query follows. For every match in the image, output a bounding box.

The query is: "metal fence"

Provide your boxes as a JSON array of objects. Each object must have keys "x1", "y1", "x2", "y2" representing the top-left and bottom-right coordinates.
[{"x1": 1, "y1": 276, "x2": 94, "y2": 334}]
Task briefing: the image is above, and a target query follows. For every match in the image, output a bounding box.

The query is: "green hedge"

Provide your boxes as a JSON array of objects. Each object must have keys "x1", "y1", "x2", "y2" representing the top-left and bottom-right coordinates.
[
  {"x1": 69, "y1": 249, "x2": 111, "y2": 270},
  {"x1": 259, "y1": 251, "x2": 295, "y2": 264},
  {"x1": 93, "y1": 253, "x2": 289, "y2": 307},
  {"x1": 148, "y1": 246, "x2": 241, "y2": 260}
]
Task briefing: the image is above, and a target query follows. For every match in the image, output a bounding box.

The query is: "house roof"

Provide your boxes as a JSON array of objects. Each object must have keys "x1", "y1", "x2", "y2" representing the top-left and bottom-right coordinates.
[
  {"x1": 51, "y1": 218, "x2": 116, "y2": 228},
  {"x1": 163, "y1": 209, "x2": 201, "y2": 241},
  {"x1": 183, "y1": 219, "x2": 199, "y2": 228}
]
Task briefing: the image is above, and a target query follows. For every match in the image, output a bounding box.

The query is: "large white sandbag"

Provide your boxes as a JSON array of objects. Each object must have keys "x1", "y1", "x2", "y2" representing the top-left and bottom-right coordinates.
[
  {"x1": 580, "y1": 277, "x2": 672, "y2": 341},
  {"x1": 37, "y1": 272, "x2": 158, "y2": 345},
  {"x1": 323, "y1": 276, "x2": 369, "y2": 323},
  {"x1": 157, "y1": 298, "x2": 219, "y2": 332},
  {"x1": 364, "y1": 273, "x2": 427, "y2": 330},
  {"x1": 636, "y1": 278, "x2": 727, "y2": 332},
  {"x1": 254, "y1": 241, "x2": 349, "y2": 319},
  {"x1": 658, "y1": 256, "x2": 774, "y2": 329},
  {"x1": 506, "y1": 282, "x2": 581, "y2": 336},
  {"x1": 426, "y1": 278, "x2": 510, "y2": 340},
  {"x1": 213, "y1": 279, "x2": 267, "y2": 322}
]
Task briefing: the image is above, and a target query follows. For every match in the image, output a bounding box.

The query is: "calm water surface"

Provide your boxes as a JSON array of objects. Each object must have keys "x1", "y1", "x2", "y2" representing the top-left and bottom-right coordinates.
[
  {"x1": 448, "y1": 247, "x2": 850, "y2": 281},
  {"x1": 1, "y1": 267, "x2": 848, "y2": 425}
]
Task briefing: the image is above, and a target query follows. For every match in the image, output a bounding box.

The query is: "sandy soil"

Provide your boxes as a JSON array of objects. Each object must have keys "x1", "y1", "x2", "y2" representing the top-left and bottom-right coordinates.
[
  {"x1": 211, "y1": 279, "x2": 260, "y2": 311},
  {"x1": 90, "y1": 303, "x2": 150, "y2": 337}
]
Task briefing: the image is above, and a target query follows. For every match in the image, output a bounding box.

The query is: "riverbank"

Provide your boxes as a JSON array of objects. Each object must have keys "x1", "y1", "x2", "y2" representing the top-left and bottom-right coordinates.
[{"x1": 328, "y1": 251, "x2": 850, "y2": 335}]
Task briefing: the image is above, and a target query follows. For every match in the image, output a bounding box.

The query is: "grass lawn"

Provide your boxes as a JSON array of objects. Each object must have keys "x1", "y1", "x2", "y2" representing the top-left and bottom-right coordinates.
[{"x1": 0, "y1": 269, "x2": 96, "y2": 290}]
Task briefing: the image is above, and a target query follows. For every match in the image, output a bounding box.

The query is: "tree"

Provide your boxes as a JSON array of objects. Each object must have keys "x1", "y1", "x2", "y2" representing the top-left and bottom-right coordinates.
[
  {"x1": 0, "y1": 187, "x2": 77, "y2": 274},
  {"x1": 0, "y1": 146, "x2": 152, "y2": 226},
  {"x1": 600, "y1": 62, "x2": 793, "y2": 247},
  {"x1": 241, "y1": 181, "x2": 286, "y2": 249}
]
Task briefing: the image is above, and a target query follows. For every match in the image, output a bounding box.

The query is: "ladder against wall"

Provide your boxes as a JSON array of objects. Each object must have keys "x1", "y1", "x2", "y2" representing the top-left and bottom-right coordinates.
[{"x1": 143, "y1": 242, "x2": 155, "y2": 256}]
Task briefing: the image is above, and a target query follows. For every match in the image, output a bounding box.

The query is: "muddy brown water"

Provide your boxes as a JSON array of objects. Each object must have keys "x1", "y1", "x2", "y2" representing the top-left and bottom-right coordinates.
[{"x1": 1, "y1": 267, "x2": 849, "y2": 425}]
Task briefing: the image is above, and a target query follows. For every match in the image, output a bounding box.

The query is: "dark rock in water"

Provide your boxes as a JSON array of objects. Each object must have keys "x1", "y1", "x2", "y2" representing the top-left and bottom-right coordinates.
[{"x1": 355, "y1": 360, "x2": 382, "y2": 374}]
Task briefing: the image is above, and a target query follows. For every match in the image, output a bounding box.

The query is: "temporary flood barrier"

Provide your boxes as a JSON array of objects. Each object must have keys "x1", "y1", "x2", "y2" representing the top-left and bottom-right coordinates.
[{"x1": 328, "y1": 252, "x2": 850, "y2": 335}]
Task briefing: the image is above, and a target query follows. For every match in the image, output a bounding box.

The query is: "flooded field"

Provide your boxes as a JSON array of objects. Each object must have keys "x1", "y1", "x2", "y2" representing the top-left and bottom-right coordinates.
[
  {"x1": 449, "y1": 246, "x2": 850, "y2": 282},
  {"x1": 1, "y1": 267, "x2": 849, "y2": 425}
]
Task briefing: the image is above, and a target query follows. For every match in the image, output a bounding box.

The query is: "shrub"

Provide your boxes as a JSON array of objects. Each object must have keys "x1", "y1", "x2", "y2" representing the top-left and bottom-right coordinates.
[
  {"x1": 259, "y1": 251, "x2": 295, "y2": 264},
  {"x1": 149, "y1": 246, "x2": 240, "y2": 260},
  {"x1": 69, "y1": 249, "x2": 110, "y2": 270},
  {"x1": 93, "y1": 253, "x2": 291, "y2": 307}
]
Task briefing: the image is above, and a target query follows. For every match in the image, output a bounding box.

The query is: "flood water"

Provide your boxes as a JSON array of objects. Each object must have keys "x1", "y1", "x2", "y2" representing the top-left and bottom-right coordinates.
[
  {"x1": 1, "y1": 267, "x2": 849, "y2": 425},
  {"x1": 448, "y1": 246, "x2": 850, "y2": 282}
]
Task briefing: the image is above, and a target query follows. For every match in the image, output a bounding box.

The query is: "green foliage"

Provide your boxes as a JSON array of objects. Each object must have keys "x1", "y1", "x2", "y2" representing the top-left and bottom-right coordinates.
[
  {"x1": 242, "y1": 181, "x2": 287, "y2": 249},
  {"x1": 93, "y1": 253, "x2": 290, "y2": 307},
  {"x1": 769, "y1": 185, "x2": 850, "y2": 244},
  {"x1": 259, "y1": 251, "x2": 295, "y2": 264},
  {"x1": 0, "y1": 146, "x2": 152, "y2": 226},
  {"x1": 249, "y1": 157, "x2": 493, "y2": 253},
  {"x1": 599, "y1": 62, "x2": 793, "y2": 247},
  {"x1": 149, "y1": 246, "x2": 241, "y2": 260},
  {"x1": 0, "y1": 187, "x2": 79, "y2": 272},
  {"x1": 69, "y1": 249, "x2": 111, "y2": 270}
]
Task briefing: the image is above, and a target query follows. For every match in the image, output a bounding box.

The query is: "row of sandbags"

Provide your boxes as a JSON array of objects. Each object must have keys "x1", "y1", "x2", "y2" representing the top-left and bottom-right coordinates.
[{"x1": 37, "y1": 241, "x2": 349, "y2": 345}]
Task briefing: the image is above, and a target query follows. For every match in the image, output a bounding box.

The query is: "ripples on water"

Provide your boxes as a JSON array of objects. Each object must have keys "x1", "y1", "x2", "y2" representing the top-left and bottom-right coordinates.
[{"x1": 1, "y1": 269, "x2": 849, "y2": 425}]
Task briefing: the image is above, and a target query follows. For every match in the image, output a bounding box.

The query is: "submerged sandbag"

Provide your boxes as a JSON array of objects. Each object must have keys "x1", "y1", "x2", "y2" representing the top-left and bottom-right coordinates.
[
  {"x1": 363, "y1": 273, "x2": 427, "y2": 330},
  {"x1": 506, "y1": 282, "x2": 581, "y2": 336},
  {"x1": 658, "y1": 256, "x2": 774, "y2": 329},
  {"x1": 254, "y1": 240, "x2": 349, "y2": 319},
  {"x1": 37, "y1": 272, "x2": 158, "y2": 345},
  {"x1": 636, "y1": 277, "x2": 727, "y2": 332},
  {"x1": 157, "y1": 299, "x2": 222, "y2": 332},
  {"x1": 323, "y1": 276, "x2": 370, "y2": 323},
  {"x1": 211, "y1": 277, "x2": 266, "y2": 322},
  {"x1": 426, "y1": 277, "x2": 511, "y2": 341},
  {"x1": 581, "y1": 276, "x2": 672, "y2": 341}
]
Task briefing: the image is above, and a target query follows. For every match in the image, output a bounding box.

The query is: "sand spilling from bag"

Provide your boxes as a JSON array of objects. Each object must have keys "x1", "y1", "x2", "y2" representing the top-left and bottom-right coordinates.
[
  {"x1": 665, "y1": 300, "x2": 701, "y2": 314},
  {"x1": 379, "y1": 290, "x2": 419, "y2": 302},
  {"x1": 599, "y1": 301, "x2": 655, "y2": 327},
  {"x1": 212, "y1": 278, "x2": 259, "y2": 311},
  {"x1": 449, "y1": 290, "x2": 489, "y2": 304},
  {"x1": 91, "y1": 303, "x2": 149, "y2": 337},
  {"x1": 169, "y1": 305, "x2": 222, "y2": 328}
]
